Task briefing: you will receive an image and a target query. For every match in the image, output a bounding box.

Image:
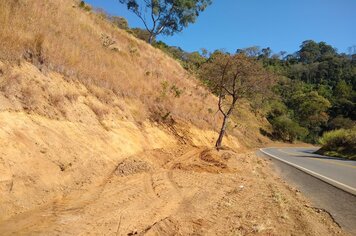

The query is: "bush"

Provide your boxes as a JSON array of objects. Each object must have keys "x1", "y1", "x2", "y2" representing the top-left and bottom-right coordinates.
[
  {"x1": 79, "y1": 1, "x2": 92, "y2": 11},
  {"x1": 127, "y1": 28, "x2": 153, "y2": 43},
  {"x1": 317, "y1": 128, "x2": 356, "y2": 160},
  {"x1": 327, "y1": 116, "x2": 355, "y2": 130},
  {"x1": 270, "y1": 116, "x2": 308, "y2": 142}
]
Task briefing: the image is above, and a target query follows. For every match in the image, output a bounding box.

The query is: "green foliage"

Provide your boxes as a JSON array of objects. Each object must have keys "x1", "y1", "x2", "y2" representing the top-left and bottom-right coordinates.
[
  {"x1": 127, "y1": 28, "x2": 154, "y2": 43},
  {"x1": 270, "y1": 116, "x2": 308, "y2": 142},
  {"x1": 79, "y1": 1, "x2": 92, "y2": 11},
  {"x1": 160, "y1": 81, "x2": 183, "y2": 98},
  {"x1": 110, "y1": 16, "x2": 129, "y2": 30},
  {"x1": 170, "y1": 84, "x2": 183, "y2": 98},
  {"x1": 153, "y1": 41, "x2": 206, "y2": 72},
  {"x1": 79, "y1": 1, "x2": 85, "y2": 8},
  {"x1": 254, "y1": 40, "x2": 356, "y2": 143},
  {"x1": 267, "y1": 100, "x2": 288, "y2": 119},
  {"x1": 291, "y1": 91, "x2": 331, "y2": 128},
  {"x1": 327, "y1": 116, "x2": 355, "y2": 130},
  {"x1": 298, "y1": 40, "x2": 337, "y2": 64},
  {"x1": 318, "y1": 128, "x2": 356, "y2": 160},
  {"x1": 160, "y1": 81, "x2": 169, "y2": 97},
  {"x1": 119, "y1": 0, "x2": 212, "y2": 43},
  {"x1": 334, "y1": 80, "x2": 352, "y2": 99},
  {"x1": 329, "y1": 98, "x2": 356, "y2": 120}
]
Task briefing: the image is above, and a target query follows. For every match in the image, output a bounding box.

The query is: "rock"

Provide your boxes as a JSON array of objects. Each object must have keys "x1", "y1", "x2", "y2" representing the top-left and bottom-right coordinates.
[
  {"x1": 101, "y1": 33, "x2": 116, "y2": 48},
  {"x1": 115, "y1": 158, "x2": 153, "y2": 176},
  {"x1": 108, "y1": 44, "x2": 121, "y2": 52}
]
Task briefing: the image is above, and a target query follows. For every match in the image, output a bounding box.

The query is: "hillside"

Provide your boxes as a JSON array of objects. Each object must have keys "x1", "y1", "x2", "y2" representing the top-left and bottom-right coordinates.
[{"x1": 0, "y1": 0, "x2": 347, "y2": 235}]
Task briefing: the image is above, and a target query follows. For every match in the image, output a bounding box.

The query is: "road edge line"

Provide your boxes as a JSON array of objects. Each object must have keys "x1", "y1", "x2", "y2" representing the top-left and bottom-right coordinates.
[{"x1": 260, "y1": 148, "x2": 356, "y2": 196}]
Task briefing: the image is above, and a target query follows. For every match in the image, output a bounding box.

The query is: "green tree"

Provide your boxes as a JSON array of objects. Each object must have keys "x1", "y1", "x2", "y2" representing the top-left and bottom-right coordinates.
[
  {"x1": 334, "y1": 80, "x2": 352, "y2": 99},
  {"x1": 119, "y1": 0, "x2": 212, "y2": 44},
  {"x1": 270, "y1": 116, "x2": 308, "y2": 142},
  {"x1": 327, "y1": 116, "x2": 355, "y2": 130},
  {"x1": 236, "y1": 46, "x2": 261, "y2": 58},
  {"x1": 330, "y1": 98, "x2": 356, "y2": 120},
  {"x1": 291, "y1": 91, "x2": 331, "y2": 141},
  {"x1": 299, "y1": 40, "x2": 320, "y2": 63}
]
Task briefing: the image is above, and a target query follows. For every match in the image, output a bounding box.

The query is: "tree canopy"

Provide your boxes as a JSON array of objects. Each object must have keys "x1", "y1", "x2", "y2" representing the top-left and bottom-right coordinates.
[{"x1": 119, "y1": 0, "x2": 212, "y2": 43}]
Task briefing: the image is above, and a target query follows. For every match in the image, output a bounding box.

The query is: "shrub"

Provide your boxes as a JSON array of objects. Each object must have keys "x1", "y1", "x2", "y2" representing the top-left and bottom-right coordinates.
[
  {"x1": 170, "y1": 84, "x2": 183, "y2": 98},
  {"x1": 24, "y1": 34, "x2": 46, "y2": 66},
  {"x1": 270, "y1": 116, "x2": 308, "y2": 142},
  {"x1": 317, "y1": 128, "x2": 356, "y2": 160},
  {"x1": 79, "y1": 1, "x2": 91, "y2": 11},
  {"x1": 109, "y1": 16, "x2": 129, "y2": 30},
  {"x1": 128, "y1": 28, "x2": 153, "y2": 43}
]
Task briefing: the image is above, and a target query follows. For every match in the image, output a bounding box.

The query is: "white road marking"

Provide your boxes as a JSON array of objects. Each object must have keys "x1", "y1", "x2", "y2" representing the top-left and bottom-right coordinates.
[{"x1": 260, "y1": 148, "x2": 356, "y2": 196}]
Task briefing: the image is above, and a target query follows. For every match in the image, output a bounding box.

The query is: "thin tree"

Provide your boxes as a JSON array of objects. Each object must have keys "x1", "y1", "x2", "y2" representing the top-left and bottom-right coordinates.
[
  {"x1": 200, "y1": 52, "x2": 275, "y2": 150},
  {"x1": 119, "y1": 0, "x2": 212, "y2": 44}
]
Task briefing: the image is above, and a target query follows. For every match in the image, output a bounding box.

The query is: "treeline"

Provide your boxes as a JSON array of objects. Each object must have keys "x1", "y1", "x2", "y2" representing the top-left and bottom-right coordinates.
[{"x1": 250, "y1": 41, "x2": 356, "y2": 143}]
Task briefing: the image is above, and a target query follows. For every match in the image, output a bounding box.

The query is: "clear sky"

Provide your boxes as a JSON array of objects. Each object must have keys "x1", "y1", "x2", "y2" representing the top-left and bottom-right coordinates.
[{"x1": 85, "y1": 0, "x2": 356, "y2": 54}]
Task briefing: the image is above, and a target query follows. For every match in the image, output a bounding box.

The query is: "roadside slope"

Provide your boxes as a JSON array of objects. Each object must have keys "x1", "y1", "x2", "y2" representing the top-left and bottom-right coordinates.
[
  {"x1": 0, "y1": 0, "x2": 263, "y2": 222},
  {"x1": 0, "y1": 0, "x2": 349, "y2": 235}
]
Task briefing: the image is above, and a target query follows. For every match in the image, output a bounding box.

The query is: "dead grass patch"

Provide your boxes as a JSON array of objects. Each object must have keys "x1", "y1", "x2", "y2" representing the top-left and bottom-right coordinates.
[{"x1": 86, "y1": 101, "x2": 109, "y2": 119}]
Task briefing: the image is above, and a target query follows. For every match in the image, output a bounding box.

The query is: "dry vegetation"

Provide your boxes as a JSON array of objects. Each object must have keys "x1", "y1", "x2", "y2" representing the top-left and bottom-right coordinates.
[
  {"x1": 0, "y1": 0, "x2": 217, "y2": 128},
  {"x1": 0, "y1": 0, "x2": 270, "y2": 143},
  {"x1": 0, "y1": 1, "x2": 346, "y2": 235}
]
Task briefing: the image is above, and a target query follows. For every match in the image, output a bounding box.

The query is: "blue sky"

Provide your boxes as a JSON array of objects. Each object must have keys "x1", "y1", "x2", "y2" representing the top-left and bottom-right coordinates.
[{"x1": 85, "y1": 0, "x2": 356, "y2": 54}]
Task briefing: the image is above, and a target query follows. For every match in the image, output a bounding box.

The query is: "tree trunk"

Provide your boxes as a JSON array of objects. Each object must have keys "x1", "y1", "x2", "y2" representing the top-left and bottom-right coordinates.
[
  {"x1": 148, "y1": 34, "x2": 154, "y2": 44},
  {"x1": 215, "y1": 113, "x2": 230, "y2": 150},
  {"x1": 215, "y1": 96, "x2": 237, "y2": 151}
]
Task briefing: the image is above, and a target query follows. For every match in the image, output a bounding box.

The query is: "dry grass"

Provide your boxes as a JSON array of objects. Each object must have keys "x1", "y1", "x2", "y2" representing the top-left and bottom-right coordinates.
[
  {"x1": 0, "y1": 0, "x2": 220, "y2": 130},
  {"x1": 87, "y1": 101, "x2": 109, "y2": 119},
  {"x1": 0, "y1": 0, "x2": 272, "y2": 148}
]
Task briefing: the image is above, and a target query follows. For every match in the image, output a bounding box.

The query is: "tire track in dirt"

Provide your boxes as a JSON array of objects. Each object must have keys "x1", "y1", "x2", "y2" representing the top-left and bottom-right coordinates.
[{"x1": 0, "y1": 156, "x2": 136, "y2": 234}]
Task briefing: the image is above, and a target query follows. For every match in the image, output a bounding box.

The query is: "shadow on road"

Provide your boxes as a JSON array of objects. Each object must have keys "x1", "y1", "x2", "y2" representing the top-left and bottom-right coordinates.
[{"x1": 288, "y1": 149, "x2": 356, "y2": 163}]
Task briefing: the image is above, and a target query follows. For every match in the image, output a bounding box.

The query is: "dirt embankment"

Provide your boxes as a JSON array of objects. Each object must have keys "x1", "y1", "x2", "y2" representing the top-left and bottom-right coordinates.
[{"x1": 0, "y1": 61, "x2": 347, "y2": 235}]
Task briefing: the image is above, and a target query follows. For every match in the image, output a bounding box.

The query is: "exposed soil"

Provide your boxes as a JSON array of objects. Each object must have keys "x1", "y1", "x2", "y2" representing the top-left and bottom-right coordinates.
[
  {"x1": 0, "y1": 146, "x2": 347, "y2": 235},
  {"x1": 0, "y1": 1, "x2": 347, "y2": 234}
]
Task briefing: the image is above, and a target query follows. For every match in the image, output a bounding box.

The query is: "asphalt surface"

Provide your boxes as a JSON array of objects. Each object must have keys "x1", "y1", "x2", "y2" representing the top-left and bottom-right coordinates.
[
  {"x1": 260, "y1": 147, "x2": 356, "y2": 195},
  {"x1": 259, "y1": 147, "x2": 356, "y2": 234}
]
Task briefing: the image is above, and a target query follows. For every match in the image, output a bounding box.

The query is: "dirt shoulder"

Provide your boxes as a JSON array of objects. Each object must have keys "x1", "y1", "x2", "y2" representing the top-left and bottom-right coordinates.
[{"x1": 0, "y1": 146, "x2": 347, "y2": 235}]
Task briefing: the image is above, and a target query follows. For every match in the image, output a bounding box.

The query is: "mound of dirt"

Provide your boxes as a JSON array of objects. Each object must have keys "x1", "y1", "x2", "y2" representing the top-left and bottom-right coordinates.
[
  {"x1": 200, "y1": 149, "x2": 228, "y2": 169},
  {"x1": 115, "y1": 158, "x2": 153, "y2": 176},
  {"x1": 171, "y1": 148, "x2": 232, "y2": 173}
]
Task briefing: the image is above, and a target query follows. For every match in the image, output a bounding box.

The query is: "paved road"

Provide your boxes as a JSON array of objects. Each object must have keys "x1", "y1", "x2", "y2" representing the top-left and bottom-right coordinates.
[
  {"x1": 259, "y1": 147, "x2": 356, "y2": 234},
  {"x1": 260, "y1": 147, "x2": 356, "y2": 195}
]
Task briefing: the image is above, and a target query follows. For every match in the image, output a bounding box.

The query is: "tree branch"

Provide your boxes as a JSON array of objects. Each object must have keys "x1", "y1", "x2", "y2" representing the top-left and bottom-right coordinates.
[
  {"x1": 222, "y1": 85, "x2": 233, "y2": 96},
  {"x1": 218, "y1": 93, "x2": 227, "y2": 117}
]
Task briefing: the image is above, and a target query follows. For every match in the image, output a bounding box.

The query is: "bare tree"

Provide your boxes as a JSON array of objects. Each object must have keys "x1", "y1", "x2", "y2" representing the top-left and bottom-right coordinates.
[{"x1": 200, "y1": 52, "x2": 275, "y2": 150}]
